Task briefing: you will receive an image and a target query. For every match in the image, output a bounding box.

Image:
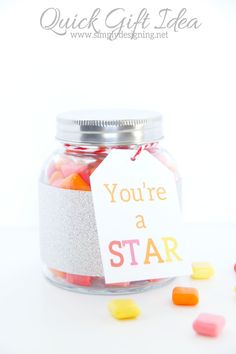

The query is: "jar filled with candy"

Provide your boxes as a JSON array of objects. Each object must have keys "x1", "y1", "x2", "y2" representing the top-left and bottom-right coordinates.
[{"x1": 39, "y1": 110, "x2": 181, "y2": 294}]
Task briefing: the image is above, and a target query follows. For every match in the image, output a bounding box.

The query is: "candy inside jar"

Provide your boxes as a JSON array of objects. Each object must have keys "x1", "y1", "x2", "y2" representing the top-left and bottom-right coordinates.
[{"x1": 39, "y1": 110, "x2": 181, "y2": 294}]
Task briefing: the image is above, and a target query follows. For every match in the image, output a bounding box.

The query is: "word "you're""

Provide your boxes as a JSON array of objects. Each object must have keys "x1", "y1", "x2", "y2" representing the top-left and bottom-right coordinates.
[{"x1": 103, "y1": 183, "x2": 167, "y2": 203}]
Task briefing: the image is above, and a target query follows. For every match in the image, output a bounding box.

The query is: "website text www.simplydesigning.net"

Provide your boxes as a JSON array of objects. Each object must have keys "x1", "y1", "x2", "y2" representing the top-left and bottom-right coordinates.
[{"x1": 70, "y1": 30, "x2": 168, "y2": 40}]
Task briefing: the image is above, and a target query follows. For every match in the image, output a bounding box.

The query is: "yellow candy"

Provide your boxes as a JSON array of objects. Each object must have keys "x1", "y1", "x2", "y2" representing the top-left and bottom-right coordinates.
[
  {"x1": 108, "y1": 299, "x2": 141, "y2": 320},
  {"x1": 192, "y1": 262, "x2": 214, "y2": 279}
]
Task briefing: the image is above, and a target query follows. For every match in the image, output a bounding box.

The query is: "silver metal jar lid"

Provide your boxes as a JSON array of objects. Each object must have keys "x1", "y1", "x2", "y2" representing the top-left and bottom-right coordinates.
[{"x1": 56, "y1": 109, "x2": 163, "y2": 146}]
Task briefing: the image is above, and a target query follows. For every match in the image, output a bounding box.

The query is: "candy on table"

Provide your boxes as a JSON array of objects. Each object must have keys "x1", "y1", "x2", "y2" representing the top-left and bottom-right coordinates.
[
  {"x1": 66, "y1": 274, "x2": 92, "y2": 286},
  {"x1": 108, "y1": 299, "x2": 141, "y2": 320},
  {"x1": 172, "y1": 287, "x2": 199, "y2": 306},
  {"x1": 60, "y1": 173, "x2": 91, "y2": 191},
  {"x1": 192, "y1": 262, "x2": 214, "y2": 280},
  {"x1": 50, "y1": 268, "x2": 67, "y2": 279},
  {"x1": 193, "y1": 313, "x2": 225, "y2": 337},
  {"x1": 234, "y1": 263, "x2": 236, "y2": 272}
]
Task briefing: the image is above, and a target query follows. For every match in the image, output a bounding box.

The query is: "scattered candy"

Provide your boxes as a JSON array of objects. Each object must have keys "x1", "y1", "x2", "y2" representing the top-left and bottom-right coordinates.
[
  {"x1": 172, "y1": 287, "x2": 199, "y2": 306},
  {"x1": 108, "y1": 299, "x2": 141, "y2": 320},
  {"x1": 193, "y1": 313, "x2": 225, "y2": 337},
  {"x1": 191, "y1": 262, "x2": 214, "y2": 280}
]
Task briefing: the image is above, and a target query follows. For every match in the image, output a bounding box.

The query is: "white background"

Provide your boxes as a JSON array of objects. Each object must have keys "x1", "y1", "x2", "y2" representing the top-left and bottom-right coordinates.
[
  {"x1": 0, "y1": 2, "x2": 236, "y2": 354},
  {"x1": 0, "y1": 0, "x2": 235, "y2": 227}
]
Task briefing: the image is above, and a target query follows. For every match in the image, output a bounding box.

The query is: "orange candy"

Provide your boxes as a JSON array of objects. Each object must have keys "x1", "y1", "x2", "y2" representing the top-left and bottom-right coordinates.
[
  {"x1": 172, "y1": 287, "x2": 199, "y2": 306},
  {"x1": 60, "y1": 173, "x2": 91, "y2": 191}
]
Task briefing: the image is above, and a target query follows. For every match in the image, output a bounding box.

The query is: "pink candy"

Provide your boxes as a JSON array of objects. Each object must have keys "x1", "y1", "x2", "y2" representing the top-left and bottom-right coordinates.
[
  {"x1": 51, "y1": 178, "x2": 64, "y2": 187},
  {"x1": 47, "y1": 156, "x2": 92, "y2": 190},
  {"x1": 193, "y1": 313, "x2": 225, "y2": 337},
  {"x1": 60, "y1": 164, "x2": 87, "y2": 178}
]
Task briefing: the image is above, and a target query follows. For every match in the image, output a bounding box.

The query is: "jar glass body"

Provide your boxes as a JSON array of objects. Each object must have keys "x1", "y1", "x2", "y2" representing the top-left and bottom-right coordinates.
[{"x1": 39, "y1": 141, "x2": 181, "y2": 295}]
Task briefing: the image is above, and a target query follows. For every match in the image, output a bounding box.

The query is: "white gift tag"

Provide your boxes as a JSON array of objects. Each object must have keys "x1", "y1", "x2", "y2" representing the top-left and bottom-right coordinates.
[{"x1": 90, "y1": 149, "x2": 191, "y2": 284}]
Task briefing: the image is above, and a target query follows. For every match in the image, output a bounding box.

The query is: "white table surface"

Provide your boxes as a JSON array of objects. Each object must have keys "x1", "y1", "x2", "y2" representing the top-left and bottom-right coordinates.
[{"x1": 0, "y1": 223, "x2": 236, "y2": 354}]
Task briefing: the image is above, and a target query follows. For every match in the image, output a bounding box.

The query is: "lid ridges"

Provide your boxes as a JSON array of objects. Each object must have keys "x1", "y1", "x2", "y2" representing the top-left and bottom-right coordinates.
[{"x1": 56, "y1": 109, "x2": 163, "y2": 145}]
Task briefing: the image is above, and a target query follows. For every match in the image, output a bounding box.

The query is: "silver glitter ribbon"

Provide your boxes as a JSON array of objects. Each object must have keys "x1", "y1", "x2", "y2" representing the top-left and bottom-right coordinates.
[{"x1": 39, "y1": 183, "x2": 104, "y2": 276}]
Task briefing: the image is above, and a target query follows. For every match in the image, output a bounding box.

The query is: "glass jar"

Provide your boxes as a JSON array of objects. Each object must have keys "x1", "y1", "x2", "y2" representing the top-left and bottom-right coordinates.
[{"x1": 39, "y1": 110, "x2": 181, "y2": 294}]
